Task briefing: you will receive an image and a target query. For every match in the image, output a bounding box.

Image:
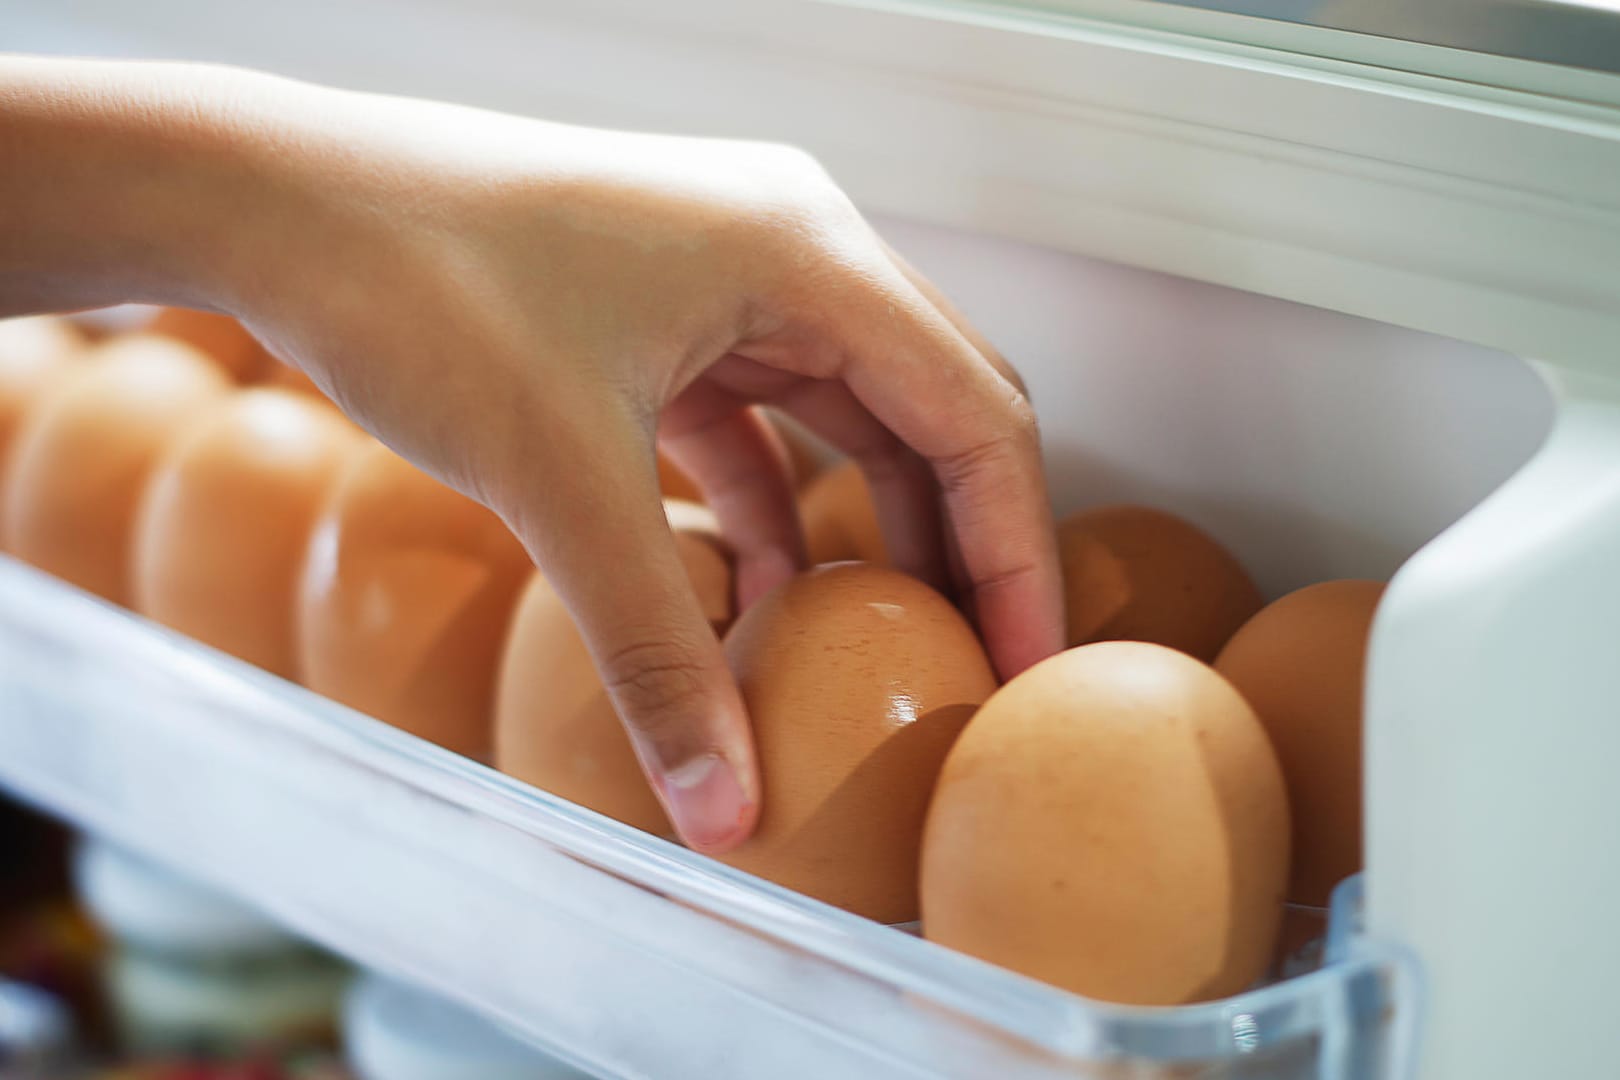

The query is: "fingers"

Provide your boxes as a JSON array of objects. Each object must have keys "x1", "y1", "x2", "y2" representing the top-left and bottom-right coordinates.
[
  {"x1": 765, "y1": 376, "x2": 949, "y2": 592},
  {"x1": 661, "y1": 361, "x2": 949, "y2": 593},
  {"x1": 658, "y1": 392, "x2": 805, "y2": 609},
  {"x1": 880, "y1": 239, "x2": 1029, "y2": 398},
  {"x1": 503, "y1": 399, "x2": 758, "y2": 853},
  {"x1": 813, "y1": 265, "x2": 1066, "y2": 680}
]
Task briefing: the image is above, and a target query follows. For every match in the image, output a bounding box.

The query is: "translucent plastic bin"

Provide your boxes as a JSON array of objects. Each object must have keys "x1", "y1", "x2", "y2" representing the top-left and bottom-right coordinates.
[
  {"x1": 0, "y1": 202, "x2": 1559, "y2": 1079},
  {"x1": 0, "y1": 556, "x2": 1418, "y2": 1079}
]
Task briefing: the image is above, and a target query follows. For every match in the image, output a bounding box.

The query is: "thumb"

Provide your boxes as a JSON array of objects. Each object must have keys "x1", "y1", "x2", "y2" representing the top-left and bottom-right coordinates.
[{"x1": 505, "y1": 407, "x2": 759, "y2": 854}]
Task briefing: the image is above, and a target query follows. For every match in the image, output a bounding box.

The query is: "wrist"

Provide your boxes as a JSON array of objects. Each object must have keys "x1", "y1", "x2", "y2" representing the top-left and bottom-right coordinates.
[{"x1": 0, "y1": 58, "x2": 304, "y2": 316}]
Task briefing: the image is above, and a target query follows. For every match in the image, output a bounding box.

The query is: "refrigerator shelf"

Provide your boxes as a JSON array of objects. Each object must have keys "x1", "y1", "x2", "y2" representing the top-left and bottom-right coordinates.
[{"x1": 0, "y1": 556, "x2": 1418, "y2": 1078}]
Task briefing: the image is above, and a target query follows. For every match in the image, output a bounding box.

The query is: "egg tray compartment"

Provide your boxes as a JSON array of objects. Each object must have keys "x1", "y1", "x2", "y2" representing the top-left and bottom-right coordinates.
[{"x1": 0, "y1": 556, "x2": 1419, "y2": 1080}]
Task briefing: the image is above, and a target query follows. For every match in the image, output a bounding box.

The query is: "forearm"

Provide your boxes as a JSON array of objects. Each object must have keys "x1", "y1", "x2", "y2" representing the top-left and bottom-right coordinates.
[{"x1": 0, "y1": 56, "x2": 293, "y2": 317}]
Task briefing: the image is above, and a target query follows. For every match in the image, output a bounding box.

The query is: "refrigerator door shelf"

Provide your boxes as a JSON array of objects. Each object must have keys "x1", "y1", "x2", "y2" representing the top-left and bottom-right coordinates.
[{"x1": 0, "y1": 556, "x2": 1416, "y2": 1080}]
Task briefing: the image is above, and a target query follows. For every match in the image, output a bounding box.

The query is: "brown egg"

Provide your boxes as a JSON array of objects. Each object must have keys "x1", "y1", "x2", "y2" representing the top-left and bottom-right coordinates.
[
  {"x1": 0, "y1": 317, "x2": 87, "y2": 523},
  {"x1": 298, "y1": 442, "x2": 531, "y2": 758},
  {"x1": 494, "y1": 501, "x2": 734, "y2": 835},
  {"x1": 662, "y1": 501, "x2": 733, "y2": 629},
  {"x1": 145, "y1": 307, "x2": 273, "y2": 383},
  {"x1": 255, "y1": 359, "x2": 326, "y2": 400},
  {"x1": 718, "y1": 563, "x2": 995, "y2": 922},
  {"x1": 131, "y1": 390, "x2": 364, "y2": 679},
  {"x1": 921, "y1": 641, "x2": 1290, "y2": 1005},
  {"x1": 2, "y1": 336, "x2": 231, "y2": 602},
  {"x1": 656, "y1": 451, "x2": 703, "y2": 503},
  {"x1": 64, "y1": 308, "x2": 134, "y2": 341},
  {"x1": 1216, "y1": 579, "x2": 1383, "y2": 907},
  {"x1": 1056, "y1": 504, "x2": 1262, "y2": 661},
  {"x1": 799, "y1": 460, "x2": 888, "y2": 566}
]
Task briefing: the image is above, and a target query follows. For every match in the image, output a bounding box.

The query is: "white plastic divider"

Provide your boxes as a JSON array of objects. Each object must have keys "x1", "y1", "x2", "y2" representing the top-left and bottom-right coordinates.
[{"x1": 1366, "y1": 367, "x2": 1620, "y2": 1080}]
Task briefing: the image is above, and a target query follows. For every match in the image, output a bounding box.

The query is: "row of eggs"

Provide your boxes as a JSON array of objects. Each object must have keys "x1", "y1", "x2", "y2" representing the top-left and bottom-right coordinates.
[{"x1": 0, "y1": 311, "x2": 1381, "y2": 1008}]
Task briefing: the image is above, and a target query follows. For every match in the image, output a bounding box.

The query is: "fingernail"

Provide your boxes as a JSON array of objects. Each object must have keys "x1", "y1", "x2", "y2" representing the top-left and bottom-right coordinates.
[{"x1": 662, "y1": 753, "x2": 751, "y2": 853}]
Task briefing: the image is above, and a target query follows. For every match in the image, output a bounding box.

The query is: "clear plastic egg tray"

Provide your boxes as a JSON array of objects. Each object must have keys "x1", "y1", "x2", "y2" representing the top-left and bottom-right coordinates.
[{"x1": 0, "y1": 556, "x2": 1418, "y2": 1079}]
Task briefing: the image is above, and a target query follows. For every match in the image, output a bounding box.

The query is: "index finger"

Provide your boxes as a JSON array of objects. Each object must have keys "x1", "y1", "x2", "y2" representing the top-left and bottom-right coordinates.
[
  {"x1": 498, "y1": 395, "x2": 759, "y2": 853},
  {"x1": 808, "y1": 260, "x2": 1065, "y2": 680}
]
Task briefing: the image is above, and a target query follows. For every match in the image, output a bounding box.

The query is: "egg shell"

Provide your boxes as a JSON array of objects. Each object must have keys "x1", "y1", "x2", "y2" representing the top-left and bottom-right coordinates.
[
  {"x1": 297, "y1": 442, "x2": 532, "y2": 758},
  {"x1": 257, "y1": 360, "x2": 328, "y2": 401},
  {"x1": 718, "y1": 562, "x2": 996, "y2": 922},
  {"x1": 662, "y1": 501, "x2": 733, "y2": 629},
  {"x1": 656, "y1": 451, "x2": 703, "y2": 503},
  {"x1": 65, "y1": 307, "x2": 143, "y2": 341},
  {"x1": 2, "y1": 335, "x2": 232, "y2": 603},
  {"x1": 799, "y1": 461, "x2": 889, "y2": 566},
  {"x1": 921, "y1": 640, "x2": 1290, "y2": 1005},
  {"x1": 496, "y1": 571, "x2": 672, "y2": 834},
  {"x1": 493, "y1": 507, "x2": 733, "y2": 835},
  {"x1": 131, "y1": 390, "x2": 365, "y2": 679},
  {"x1": 1216, "y1": 579, "x2": 1383, "y2": 907},
  {"x1": 1057, "y1": 504, "x2": 1262, "y2": 661},
  {"x1": 145, "y1": 308, "x2": 273, "y2": 384},
  {"x1": 0, "y1": 317, "x2": 87, "y2": 524}
]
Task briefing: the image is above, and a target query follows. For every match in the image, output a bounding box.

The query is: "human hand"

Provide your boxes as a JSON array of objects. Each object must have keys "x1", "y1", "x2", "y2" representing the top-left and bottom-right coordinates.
[{"x1": 1, "y1": 60, "x2": 1066, "y2": 851}]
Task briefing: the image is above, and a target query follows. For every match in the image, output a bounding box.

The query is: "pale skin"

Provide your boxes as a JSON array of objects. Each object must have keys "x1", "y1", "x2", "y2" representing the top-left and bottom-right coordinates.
[{"x1": 1, "y1": 56, "x2": 1065, "y2": 852}]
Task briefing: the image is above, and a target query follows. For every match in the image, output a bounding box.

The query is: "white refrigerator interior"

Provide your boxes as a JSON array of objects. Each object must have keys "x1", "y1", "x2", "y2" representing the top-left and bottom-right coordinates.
[{"x1": 2, "y1": 1, "x2": 1618, "y2": 1078}]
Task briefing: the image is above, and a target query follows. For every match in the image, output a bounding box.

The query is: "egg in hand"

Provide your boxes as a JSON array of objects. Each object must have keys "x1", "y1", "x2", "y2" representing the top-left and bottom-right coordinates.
[{"x1": 717, "y1": 562, "x2": 995, "y2": 923}]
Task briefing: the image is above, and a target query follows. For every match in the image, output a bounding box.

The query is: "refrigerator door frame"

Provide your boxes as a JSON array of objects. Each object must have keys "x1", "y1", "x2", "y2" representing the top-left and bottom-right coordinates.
[{"x1": 7, "y1": 0, "x2": 1619, "y2": 371}]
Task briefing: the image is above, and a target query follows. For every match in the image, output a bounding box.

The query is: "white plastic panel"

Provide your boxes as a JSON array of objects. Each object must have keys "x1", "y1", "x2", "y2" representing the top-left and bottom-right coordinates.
[
  {"x1": 1366, "y1": 372, "x2": 1620, "y2": 1080},
  {"x1": 873, "y1": 213, "x2": 1556, "y2": 596}
]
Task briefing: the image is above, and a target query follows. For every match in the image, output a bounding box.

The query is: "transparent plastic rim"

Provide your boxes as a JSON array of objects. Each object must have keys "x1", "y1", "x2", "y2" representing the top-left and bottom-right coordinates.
[{"x1": 0, "y1": 556, "x2": 1418, "y2": 1064}]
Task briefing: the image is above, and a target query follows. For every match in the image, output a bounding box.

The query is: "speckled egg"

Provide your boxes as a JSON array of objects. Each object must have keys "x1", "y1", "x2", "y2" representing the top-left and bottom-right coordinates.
[
  {"x1": 718, "y1": 562, "x2": 995, "y2": 922},
  {"x1": 921, "y1": 641, "x2": 1290, "y2": 1004}
]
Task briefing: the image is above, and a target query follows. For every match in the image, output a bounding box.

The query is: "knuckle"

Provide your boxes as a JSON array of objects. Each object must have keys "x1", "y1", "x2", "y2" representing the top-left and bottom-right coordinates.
[
  {"x1": 973, "y1": 554, "x2": 1044, "y2": 600},
  {"x1": 934, "y1": 406, "x2": 1040, "y2": 498},
  {"x1": 599, "y1": 636, "x2": 711, "y2": 740},
  {"x1": 997, "y1": 356, "x2": 1032, "y2": 399},
  {"x1": 740, "y1": 145, "x2": 859, "y2": 243},
  {"x1": 1006, "y1": 396, "x2": 1041, "y2": 444},
  {"x1": 935, "y1": 434, "x2": 1009, "y2": 493},
  {"x1": 756, "y1": 140, "x2": 825, "y2": 178}
]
